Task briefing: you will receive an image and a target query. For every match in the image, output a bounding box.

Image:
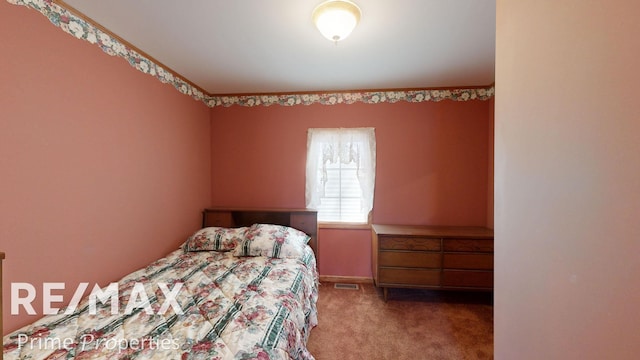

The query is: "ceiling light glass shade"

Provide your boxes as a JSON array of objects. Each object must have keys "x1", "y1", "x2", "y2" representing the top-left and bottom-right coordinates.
[{"x1": 312, "y1": 0, "x2": 361, "y2": 42}]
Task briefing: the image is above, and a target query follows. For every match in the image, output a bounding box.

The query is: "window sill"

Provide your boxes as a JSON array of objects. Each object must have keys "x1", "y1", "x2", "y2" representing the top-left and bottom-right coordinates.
[{"x1": 319, "y1": 222, "x2": 372, "y2": 230}]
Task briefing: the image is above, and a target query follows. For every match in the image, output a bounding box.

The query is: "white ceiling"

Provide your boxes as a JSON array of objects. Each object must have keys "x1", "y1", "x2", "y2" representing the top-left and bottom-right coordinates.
[{"x1": 61, "y1": 0, "x2": 495, "y2": 95}]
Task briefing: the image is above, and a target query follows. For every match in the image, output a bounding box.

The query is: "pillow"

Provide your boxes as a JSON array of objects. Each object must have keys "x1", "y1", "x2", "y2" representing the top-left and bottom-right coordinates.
[
  {"x1": 233, "y1": 224, "x2": 310, "y2": 259},
  {"x1": 183, "y1": 227, "x2": 248, "y2": 252}
]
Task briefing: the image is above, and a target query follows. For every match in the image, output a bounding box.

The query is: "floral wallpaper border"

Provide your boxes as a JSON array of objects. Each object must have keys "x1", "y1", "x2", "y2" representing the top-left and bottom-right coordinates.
[
  {"x1": 206, "y1": 87, "x2": 494, "y2": 107},
  {"x1": 9, "y1": 0, "x2": 494, "y2": 108}
]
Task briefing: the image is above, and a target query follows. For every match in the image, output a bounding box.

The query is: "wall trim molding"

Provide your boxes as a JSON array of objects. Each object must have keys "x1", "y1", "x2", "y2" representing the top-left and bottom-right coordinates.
[
  {"x1": 319, "y1": 275, "x2": 374, "y2": 284},
  {"x1": 9, "y1": 0, "x2": 495, "y2": 108}
]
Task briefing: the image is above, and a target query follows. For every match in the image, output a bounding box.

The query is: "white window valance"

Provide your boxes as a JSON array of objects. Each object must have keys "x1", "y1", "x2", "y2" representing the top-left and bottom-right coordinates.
[{"x1": 305, "y1": 128, "x2": 376, "y2": 222}]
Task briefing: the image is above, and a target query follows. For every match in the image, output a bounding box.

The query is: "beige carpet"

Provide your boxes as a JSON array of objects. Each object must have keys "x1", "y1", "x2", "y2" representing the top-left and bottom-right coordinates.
[{"x1": 306, "y1": 282, "x2": 493, "y2": 360}]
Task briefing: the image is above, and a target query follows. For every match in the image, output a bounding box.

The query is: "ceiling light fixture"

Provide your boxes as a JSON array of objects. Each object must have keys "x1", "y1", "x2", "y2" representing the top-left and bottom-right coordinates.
[{"x1": 312, "y1": 0, "x2": 361, "y2": 43}]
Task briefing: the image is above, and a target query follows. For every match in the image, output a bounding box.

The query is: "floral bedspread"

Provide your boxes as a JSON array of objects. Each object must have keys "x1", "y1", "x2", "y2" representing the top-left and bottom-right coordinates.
[{"x1": 3, "y1": 247, "x2": 318, "y2": 360}]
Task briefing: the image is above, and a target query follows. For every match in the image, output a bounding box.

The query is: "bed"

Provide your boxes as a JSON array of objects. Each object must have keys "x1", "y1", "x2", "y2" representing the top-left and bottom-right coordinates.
[{"x1": 2, "y1": 208, "x2": 319, "y2": 360}]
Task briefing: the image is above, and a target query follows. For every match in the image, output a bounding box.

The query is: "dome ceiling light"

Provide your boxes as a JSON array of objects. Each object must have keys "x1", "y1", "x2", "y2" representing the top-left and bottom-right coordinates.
[{"x1": 312, "y1": 0, "x2": 361, "y2": 43}]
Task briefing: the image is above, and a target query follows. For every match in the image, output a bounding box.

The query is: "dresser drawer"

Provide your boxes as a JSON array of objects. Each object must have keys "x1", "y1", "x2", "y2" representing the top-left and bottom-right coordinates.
[
  {"x1": 443, "y1": 253, "x2": 493, "y2": 270},
  {"x1": 379, "y1": 236, "x2": 441, "y2": 251},
  {"x1": 443, "y1": 238, "x2": 493, "y2": 252},
  {"x1": 442, "y1": 270, "x2": 493, "y2": 288},
  {"x1": 379, "y1": 251, "x2": 441, "y2": 268},
  {"x1": 379, "y1": 268, "x2": 440, "y2": 286}
]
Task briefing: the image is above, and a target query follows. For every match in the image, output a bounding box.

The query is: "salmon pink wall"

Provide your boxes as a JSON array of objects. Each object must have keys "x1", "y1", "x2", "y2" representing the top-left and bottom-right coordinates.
[
  {"x1": 210, "y1": 100, "x2": 491, "y2": 277},
  {"x1": 496, "y1": 0, "x2": 640, "y2": 358},
  {"x1": 0, "y1": 2, "x2": 210, "y2": 333}
]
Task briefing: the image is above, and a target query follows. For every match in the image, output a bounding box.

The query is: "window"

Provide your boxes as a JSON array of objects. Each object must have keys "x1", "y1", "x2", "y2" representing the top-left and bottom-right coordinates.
[{"x1": 305, "y1": 128, "x2": 376, "y2": 223}]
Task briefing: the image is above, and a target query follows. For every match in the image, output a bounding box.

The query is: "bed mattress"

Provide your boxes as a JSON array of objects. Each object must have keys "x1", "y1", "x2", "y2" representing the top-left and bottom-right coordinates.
[{"x1": 3, "y1": 246, "x2": 318, "y2": 360}]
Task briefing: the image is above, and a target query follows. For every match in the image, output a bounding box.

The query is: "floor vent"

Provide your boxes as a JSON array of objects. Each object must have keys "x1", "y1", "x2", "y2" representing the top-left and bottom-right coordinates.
[{"x1": 334, "y1": 283, "x2": 359, "y2": 290}]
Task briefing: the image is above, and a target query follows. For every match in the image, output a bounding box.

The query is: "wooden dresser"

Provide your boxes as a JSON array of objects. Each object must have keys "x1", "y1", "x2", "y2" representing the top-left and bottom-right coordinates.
[{"x1": 371, "y1": 224, "x2": 493, "y2": 301}]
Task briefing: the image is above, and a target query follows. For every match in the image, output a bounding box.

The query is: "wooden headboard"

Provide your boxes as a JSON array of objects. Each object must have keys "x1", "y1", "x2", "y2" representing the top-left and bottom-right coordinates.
[{"x1": 202, "y1": 208, "x2": 319, "y2": 262}]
